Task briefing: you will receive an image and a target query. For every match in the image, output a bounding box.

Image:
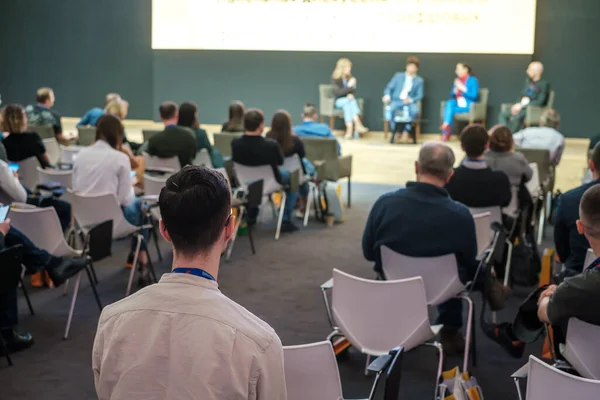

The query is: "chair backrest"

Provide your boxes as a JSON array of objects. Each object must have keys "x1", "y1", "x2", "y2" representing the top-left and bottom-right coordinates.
[
  {"x1": 517, "y1": 149, "x2": 551, "y2": 186},
  {"x1": 473, "y1": 212, "x2": 492, "y2": 256},
  {"x1": 37, "y1": 167, "x2": 73, "y2": 189},
  {"x1": 144, "y1": 173, "x2": 169, "y2": 196},
  {"x1": 283, "y1": 154, "x2": 306, "y2": 183},
  {"x1": 193, "y1": 148, "x2": 213, "y2": 167},
  {"x1": 77, "y1": 126, "x2": 96, "y2": 146},
  {"x1": 525, "y1": 355, "x2": 600, "y2": 400},
  {"x1": 298, "y1": 137, "x2": 340, "y2": 180},
  {"x1": 332, "y1": 269, "x2": 433, "y2": 352},
  {"x1": 468, "y1": 206, "x2": 502, "y2": 225},
  {"x1": 319, "y1": 84, "x2": 336, "y2": 116},
  {"x1": 584, "y1": 248, "x2": 596, "y2": 269},
  {"x1": 283, "y1": 341, "x2": 344, "y2": 400},
  {"x1": 60, "y1": 145, "x2": 84, "y2": 165},
  {"x1": 380, "y1": 247, "x2": 464, "y2": 306},
  {"x1": 546, "y1": 90, "x2": 556, "y2": 108},
  {"x1": 28, "y1": 125, "x2": 54, "y2": 139},
  {"x1": 16, "y1": 157, "x2": 40, "y2": 189},
  {"x1": 10, "y1": 206, "x2": 74, "y2": 257},
  {"x1": 0, "y1": 245, "x2": 24, "y2": 296},
  {"x1": 526, "y1": 163, "x2": 541, "y2": 197},
  {"x1": 43, "y1": 138, "x2": 61, "y2": 165},
  {"x1": 478, "y1": 88, "x2": 489, "y2": 104},
  {"x1": 214, "y1": 168, "x2": 231, "y2": 189},
  {"x1": 68, "y1": 191, "x2": 137, "y2": 239},
  {"x1": 233, "y1": 163, "x2": 281, "y2": 195},
  {"x1": 504, "y1": 185, "x2": 520, "y2": 218},
  {"x1": 563, "y1": 318, "x2": 600, "y2": 380},
  {"x1": 143, "y1": 152, "x2": 181, "y2": 172},
  {"x1": 142, "y1": 130, "x2": 161, "y2": 142},
  {"x1": 213, "y1": 132, "x2": 243, "y2": 158}
]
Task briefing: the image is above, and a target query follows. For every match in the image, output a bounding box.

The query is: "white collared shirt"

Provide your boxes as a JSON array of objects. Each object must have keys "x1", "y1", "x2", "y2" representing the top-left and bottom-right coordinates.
[
  {"x1": 93, "y1": 273, "x2": 286, "y2": 400},
  {"x1": 400, "y1": 75, "x2": 414, "y2": 100},
  {"x1": 72, "y1": 140, "x2": 134, "y2": 206}
]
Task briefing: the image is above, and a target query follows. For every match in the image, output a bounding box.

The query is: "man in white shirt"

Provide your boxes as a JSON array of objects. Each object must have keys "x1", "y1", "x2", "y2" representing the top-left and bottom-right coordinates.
[
  {"x1": 93, "y1": 166, "x2": 287, "y2": 400},
  {"x1": 513, "y1": 108, "x2": 565, "y2": 166}
]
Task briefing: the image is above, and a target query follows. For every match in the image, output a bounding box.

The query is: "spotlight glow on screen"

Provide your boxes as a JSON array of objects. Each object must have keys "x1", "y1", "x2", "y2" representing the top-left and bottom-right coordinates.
[{"x1": 152, "y1": 0, "x2": 537, "y2": 55}]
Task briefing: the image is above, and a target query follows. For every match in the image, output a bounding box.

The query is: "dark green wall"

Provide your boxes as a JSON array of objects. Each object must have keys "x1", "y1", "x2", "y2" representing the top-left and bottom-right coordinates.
[{"x1": 1, "y1": 0, "x2": 599, "y2": 137}]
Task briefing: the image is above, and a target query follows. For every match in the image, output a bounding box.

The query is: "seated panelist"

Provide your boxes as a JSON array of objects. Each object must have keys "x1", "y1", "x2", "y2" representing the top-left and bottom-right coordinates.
[
  {"x1": 441, "y1": 63, "x2": 479, "y2": 142},
  {"x1": 330, "y1": 57, "x2": 369, "y2": 139}
]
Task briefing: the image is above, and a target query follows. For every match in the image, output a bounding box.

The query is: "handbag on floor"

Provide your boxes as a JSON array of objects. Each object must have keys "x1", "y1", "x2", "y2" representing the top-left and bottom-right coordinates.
[
  {"x1": 440, "y1": 366, "x2": 484, "y2": 400},
  {"x1": 314, "y1": 180, "x2": 345, "y2": 224}
]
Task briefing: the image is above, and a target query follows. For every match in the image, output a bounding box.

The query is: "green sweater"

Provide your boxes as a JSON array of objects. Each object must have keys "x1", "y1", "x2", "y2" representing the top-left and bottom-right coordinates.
[
  {"x1": 147, "y1": 125, "x2": 197, "y2": 167},
  {"x1": 519, "y1": 78, "x2": 550, "y2": 106}
]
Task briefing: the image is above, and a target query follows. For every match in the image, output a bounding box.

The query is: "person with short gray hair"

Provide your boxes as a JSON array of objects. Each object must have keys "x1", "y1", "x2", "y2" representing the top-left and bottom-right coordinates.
[
  {"x1": 513, "y1": 108, "x2": 565, "y2": 166},
  {"x1": 362, "y1": 141, "x2": 478, "y2": 356}
]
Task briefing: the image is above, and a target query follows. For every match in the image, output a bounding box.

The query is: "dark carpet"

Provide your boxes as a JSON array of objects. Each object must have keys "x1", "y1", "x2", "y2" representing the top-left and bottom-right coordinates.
[{"x1": 0, "y1": 182, "x2": 546, "y2": 399}]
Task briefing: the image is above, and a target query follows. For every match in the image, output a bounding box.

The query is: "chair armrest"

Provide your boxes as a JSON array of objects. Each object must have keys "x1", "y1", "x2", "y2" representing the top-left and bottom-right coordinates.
[
  {"x1": 470, "y1": 102, "x2": 487, "y2": 121},
  {"x1": 368, "y1": 354, "x2": 392, "y2": 373},
  {"x1": 526, "y1": 105, "x2": 546, "y2": 124},
  {"x1": 314, "y1": 160, "x2": 329, "y2": 181},
  {"x1": 321, "y1": 278, "x2": 333, "y2": 290},
  {"x1": 338, "y1": 155, "x2": 353, "y2": 179}
]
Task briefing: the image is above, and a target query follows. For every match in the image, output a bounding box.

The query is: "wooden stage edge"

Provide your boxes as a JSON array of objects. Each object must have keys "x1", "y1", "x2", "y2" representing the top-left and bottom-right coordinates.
[{"x1": 62, "y1": 118, "x2": 590, "y2": 193}]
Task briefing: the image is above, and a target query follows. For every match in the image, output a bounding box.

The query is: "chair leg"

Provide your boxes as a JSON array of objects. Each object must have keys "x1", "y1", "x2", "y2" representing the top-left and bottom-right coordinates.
[
  {"x1": 329, "y1": 116, "x2": 334, "y2": 130},
  {"x1": 347, "y1": 178, "x2": 351, "y2": 209},
  {"x1": 471, "y1": 299, "x2": 477, "y2": 367},
  {"x1": 89, "y1": 263, "x2": 99, "y2": 285},
  {"x1": 19, "y1": 277, "x2": 35, "y2": 316},
  {"x1": 85, "y1": 263, "x2": 102, "y2": 311},
  {"x1": 384, "y1": 120, "x2": 389, "y2": 139},
  {"x1": 248, "y1": 225, "x2": 256, "y2": 255},
  {"x1": 275, "y1": 192, "x2": 286, "y2": 240},
  {"x1": 320, "y1": 115, "x2": 324, "y2": 123},
  {"x1": 423, "y1": 342, "x2": 444, "y2": 400},
  {"x1": 364, "y1": 354, "x2": 371, "y2": 376},
  {"x1": 227, "y1": 206, "x2": 245, "y2": 261},
  {"x1": 303, "y1": 183, "x2": 313, "y2": 227},
  {"x1": 125, "y1": 236, "x2": 142, "y2": 297},
  {"x1": 63, "y1": 271, "x2": 82, "y2": 340},
  {"x1": 504, "y1": 240, "x2": 514, "y2": 287},
  {"x1": 142, "y1": 239, "x2": 158, "y2": 283},
  {"x1": 461, "y1": 295, "x2": 475, "y2": 372},
  {"x1": 0, "y1": 335, "x2": 13, "y2": 366},
  {"x1": 151, "y1": 224, "x2": 163, "y2": 262}
]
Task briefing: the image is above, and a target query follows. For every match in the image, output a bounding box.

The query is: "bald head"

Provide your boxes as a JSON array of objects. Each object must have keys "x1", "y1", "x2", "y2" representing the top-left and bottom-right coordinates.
[
  {"x1": 417, "y1": 142, "x2": 455, "y2": 182},
  {"x1": 527, "y1": 61, "x2": 544, "y2": 80}
]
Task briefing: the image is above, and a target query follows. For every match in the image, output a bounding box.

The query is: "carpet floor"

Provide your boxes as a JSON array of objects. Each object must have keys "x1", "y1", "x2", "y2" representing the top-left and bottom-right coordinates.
[{"x1": 0, "y1": 182, "x2": 546, "y2": 399}]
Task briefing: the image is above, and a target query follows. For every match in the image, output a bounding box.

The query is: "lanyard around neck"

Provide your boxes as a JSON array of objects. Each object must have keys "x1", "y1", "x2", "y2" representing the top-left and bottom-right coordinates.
[{"x1": 172, "y1": 267, "x2": 215, "y2": 281}]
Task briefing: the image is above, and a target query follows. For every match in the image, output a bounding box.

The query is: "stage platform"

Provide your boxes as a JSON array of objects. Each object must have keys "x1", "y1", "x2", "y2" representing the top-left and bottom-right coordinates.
[{"x1": 62, "y1": 117, "x2": 590, "y2": 193}]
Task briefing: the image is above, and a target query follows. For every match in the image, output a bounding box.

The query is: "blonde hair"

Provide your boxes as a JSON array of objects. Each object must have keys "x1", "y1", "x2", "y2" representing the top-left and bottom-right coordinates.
[
  {"x1": 105, "y1": 93, "x2": 121, "y2": 106},
  {"x1": 36, "y1": 87, "x2": 54, "y2": 103},
  {"x1": 331, "y1": 58, "x2": 352, "y2": 80},
  {"x1": 104, "y1": 99, "x2": 129, "y2": 120}
]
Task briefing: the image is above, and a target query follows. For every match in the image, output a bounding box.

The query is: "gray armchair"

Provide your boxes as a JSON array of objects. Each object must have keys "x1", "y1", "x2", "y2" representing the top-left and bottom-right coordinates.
[
  {"x1": 298, "y1": 136, "x2": 352, "y2": 207},
  {"x1": 501, "y1": 90, "x2": 556, "y2": 127},
  {"x1": 213, "y1": 132, "x2": 243, "y2": 158},
  {"x1": 440, "y1": 88, "x2": 489, "y2": 126},
  {"x1": 76, "y1": 126, "x2": 96, "y2": 146},
  {"x1": 318, "y1": 84, "x2": 364, "y2": 130}
]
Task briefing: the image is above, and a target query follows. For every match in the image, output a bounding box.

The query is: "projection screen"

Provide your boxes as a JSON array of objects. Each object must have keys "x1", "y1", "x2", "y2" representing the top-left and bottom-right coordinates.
[{"x1": 152, "y1": 0, "x2": 537, "y2": 55}]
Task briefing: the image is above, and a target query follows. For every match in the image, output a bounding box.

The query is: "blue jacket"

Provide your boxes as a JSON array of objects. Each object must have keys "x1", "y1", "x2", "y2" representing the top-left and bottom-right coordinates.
[
  {"x1": 293, "y1": 121, "x2": 341, "y2": 155},
  {"x1": 362, "y1": 182, "x2": 479, "y2": 283},
  {"x1": 383, "y1": 72, "x2": 424, "y2": 104},
  {"x1": 77, "y1": 107, "x2": 105, "y2": 126},
  {"x1": 450, "y1": 75, "x2": 479, "y2": 106},
  {"x1": 555, "y1": 179, "x2": 600, "y2": 274}
]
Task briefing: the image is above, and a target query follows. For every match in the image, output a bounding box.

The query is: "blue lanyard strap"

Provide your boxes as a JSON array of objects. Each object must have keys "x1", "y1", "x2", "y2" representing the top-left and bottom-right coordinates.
[
  {"x1": 586, "y1": 257, "x2": 600, "y2": 272},
  {"x1": 172, "y1": 267, "x2": 215, "y2": 281}
]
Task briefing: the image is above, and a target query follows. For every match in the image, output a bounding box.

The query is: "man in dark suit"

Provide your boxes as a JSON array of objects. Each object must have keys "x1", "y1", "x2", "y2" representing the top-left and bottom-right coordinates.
[
  {"x1": 499, "y1": 61, "x2": 551, "y2": 133},
  {"x1": 382, "y1": 56, "x2": 424, "y2": 143},
  {"x1": 147, "y1": 101, "x2": 197, "y2": 167}
]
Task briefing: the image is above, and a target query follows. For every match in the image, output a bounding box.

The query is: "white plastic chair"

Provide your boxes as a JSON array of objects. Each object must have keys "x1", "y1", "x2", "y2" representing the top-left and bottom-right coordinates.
[
  {"x1": 143, "y1": 152, "x2": 180, "y2": 173},
  {"x1": 15, "y1": 157, "x2": 40, "y2": 190},
  {"x1": 561, "y1": 318, "x2": 600, "y2": 380},
  {"x1": 143, "y1": 173, "x2": 169, "y2": 221},
  {"x1": 67, "y1": 191, "x2": 156, "y2": 297},
  {"x1": 9, "y1": 205, "x2": 101, "y2": 339},
  {"x1": 380, "y1": 248, "x2": 474, "y2": 372},
  {"x1": 512, "y1": 355, "x2": 600, "y2": 400},
  {"x1": 283, "y1": 154, "x2": 315, "y2": 227},
  {"x1": 193, "y1": 148, "x2": 213, "y2": 167},
  {"x1": 43, "y1": 138, "x2": 61, "y2": 165},
  {"x1": 37, "y1": 167, "x2": 72, "y2": 189},
  {"x1": 584, "y1": 248, "x2": 596, "y2": 269},
  {"x1": 504, "y1": 185, "x2": 520, "y2": 218},
  {"x1": 526, "y1": 163, "x2": 547, "y2": 245},
  {"x1": 468, "y1": 206, "x2": 502, "y2": 225},
  {"x1": 60, "y1": 145, "x2": 83, "y2": 165},
  {"x1": 473, "y1": 212, "x2": 492, "y2": 258},
  {"x1": 321, "y1": 269, "x2": 443, "y2": 397},
  {"x1": 234, "y1": 163, "x2": 286, "y2": 240},
  {"x1": 526, "y1": 163, "x2": 541, "y2": 198},
  {"x1": 215, "y1": 167, "x2": 231, "y2": 188}
]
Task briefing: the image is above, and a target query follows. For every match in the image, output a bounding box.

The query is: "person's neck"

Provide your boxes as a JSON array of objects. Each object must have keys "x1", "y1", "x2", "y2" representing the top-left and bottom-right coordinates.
[
  {"x1": 37, "y1": 103, "x2": 49, "y2": 108},
  {"x1": 532, "y1": 75, "x2": 541, "y2": 82},
  {"x1": 303, "y1": 118, "x2": 316, "y2": 123},
  {"x1": 171, "y1": 250, "x2": 221, "y2": 280},
  {"x1": 163, "y1": 118, "x2": 178, "y2": 127},
  {"x1": 593, "y1": 171, "x2": 600, "y2": 181},
  {"x1": 245, "y1": 130, "x2": 262, "y2": 136},
  {"x1": 406, "y1": 71, "x2": 416, "y2": 77},
  {"x1": 589, "y1": 239, "x2": 600, "y2": 261},
  {"x1": 417, "y1": 175, "x2": 445, "y2": 187},
  {"x1": 467, "y1": 154, "x2": 485, "y2": 161}
]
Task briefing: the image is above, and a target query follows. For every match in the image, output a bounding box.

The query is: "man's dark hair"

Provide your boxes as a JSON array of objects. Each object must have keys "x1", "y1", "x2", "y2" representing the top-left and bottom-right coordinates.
[
  {"x1": 244, "y1": 108, "x2": 264, "y2": 132},
  {"x1": 96, "y1": 114, "x2": 124, "y2": 149},
  {"x1": 36, "y1": 87, "x2": 53, "y2": 104},
  {"x1": 159, "y1": 166, "x2": 231, "y2": 257},
  {"x1": 591, "y1": 142, "x2": 600, "y2": 170},
  {"x1": 460, "y1": 124, "x2": 489, "y2": 158},
  {"x1": 406, "y1": 56, "x2": 420, "y2": 68},
  {"x1": 580, "y1": 185, "x2": 600, "y2": 239},
  {"x1": 159, "y1": 101, "x2": 178, "y2": 120}
]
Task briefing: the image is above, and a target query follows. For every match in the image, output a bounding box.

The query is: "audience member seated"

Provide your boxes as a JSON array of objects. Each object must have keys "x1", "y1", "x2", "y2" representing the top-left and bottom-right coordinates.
[
  {"x1": 147, "y1": 101, "x2": 196, "y2": 168},
  {"x1": 499, "y1": 61, "x2": 550, "y2": 133},
  {"x1": 362, "y1": 142, "x2": 478, "y2": 355},
  {"x1": 93, "y1": 166, "x2": 285, "y2": 399},
  {"x1": 1, "y1": 104, "x2": 52, "y2": 168},
  {"x1": 330, "y1": 57, "x2": 369, "y2": 138},
  {"x1": 221, "y1": 101, "x2": 245, "y2": 133},
  {"x1": 178, "y1": 102, "x2": 224, "y2": 168},
  {"x1": 513, "y1": 108, "x2": 565, "y2": 166},
  {"x1": 72, "y1": 115, "x2": 151, "y2": 286},
  {"x1": 485, "y1": 125, "x2": 533, "y2": 187},
  {"x1": 293, "y1": 103, "x2": 341, "y2": 155},
  {"x1": 0, "y1": 218, "x2": 88, "y2": 354},
  {"x1": 77, "y1": 92, "x2": 121, "y2": 127},
  {"x1": 25, "y1": 87, "x2": 66, "y2": 143},
  {"x1": 231, "y1": 109, "x2": 298, "y2": 232},
  {"x1": 446, "y1": 124, "x2": 512, "y2": 209},
  {"x1": 103, "y1": 98, "x2": 140, "y2": 168},
  {"x1": 554, "y1": 143, "x2": 600, "y2": 277}
]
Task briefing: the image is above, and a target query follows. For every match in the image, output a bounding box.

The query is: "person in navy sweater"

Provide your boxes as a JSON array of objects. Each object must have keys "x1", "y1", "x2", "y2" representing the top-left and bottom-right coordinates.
[
  {"x1": 362, "y1": 142, "x2": 478, "y2": 355},
  {"x1": 441, "y1": 63, "x2": 480, "y2": 141}
]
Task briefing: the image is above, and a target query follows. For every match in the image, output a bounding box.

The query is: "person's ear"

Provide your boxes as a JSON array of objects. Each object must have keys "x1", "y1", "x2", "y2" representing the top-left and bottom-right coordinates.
[
  {"x1": 159, "y1": 219, "x2": 172, "y2": 243},
  {"x1": 414, "y1": 161, "x2": 419, "y2": 177},
  {"x1": 445, "y1": 169, "x2": 455, "y2": 184},
  {"x1": 461, "y1": 143, "x2": 466, "y2": 152},
  {"x1": 576, "y1": 219, "x2": 585, "y2": 235},
  {"x1": 222, "y1": 215, "x2": 235, "y2": 251},
  {"x1": 589, "y1": 159, "x2": 595, "y2": 173}
]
